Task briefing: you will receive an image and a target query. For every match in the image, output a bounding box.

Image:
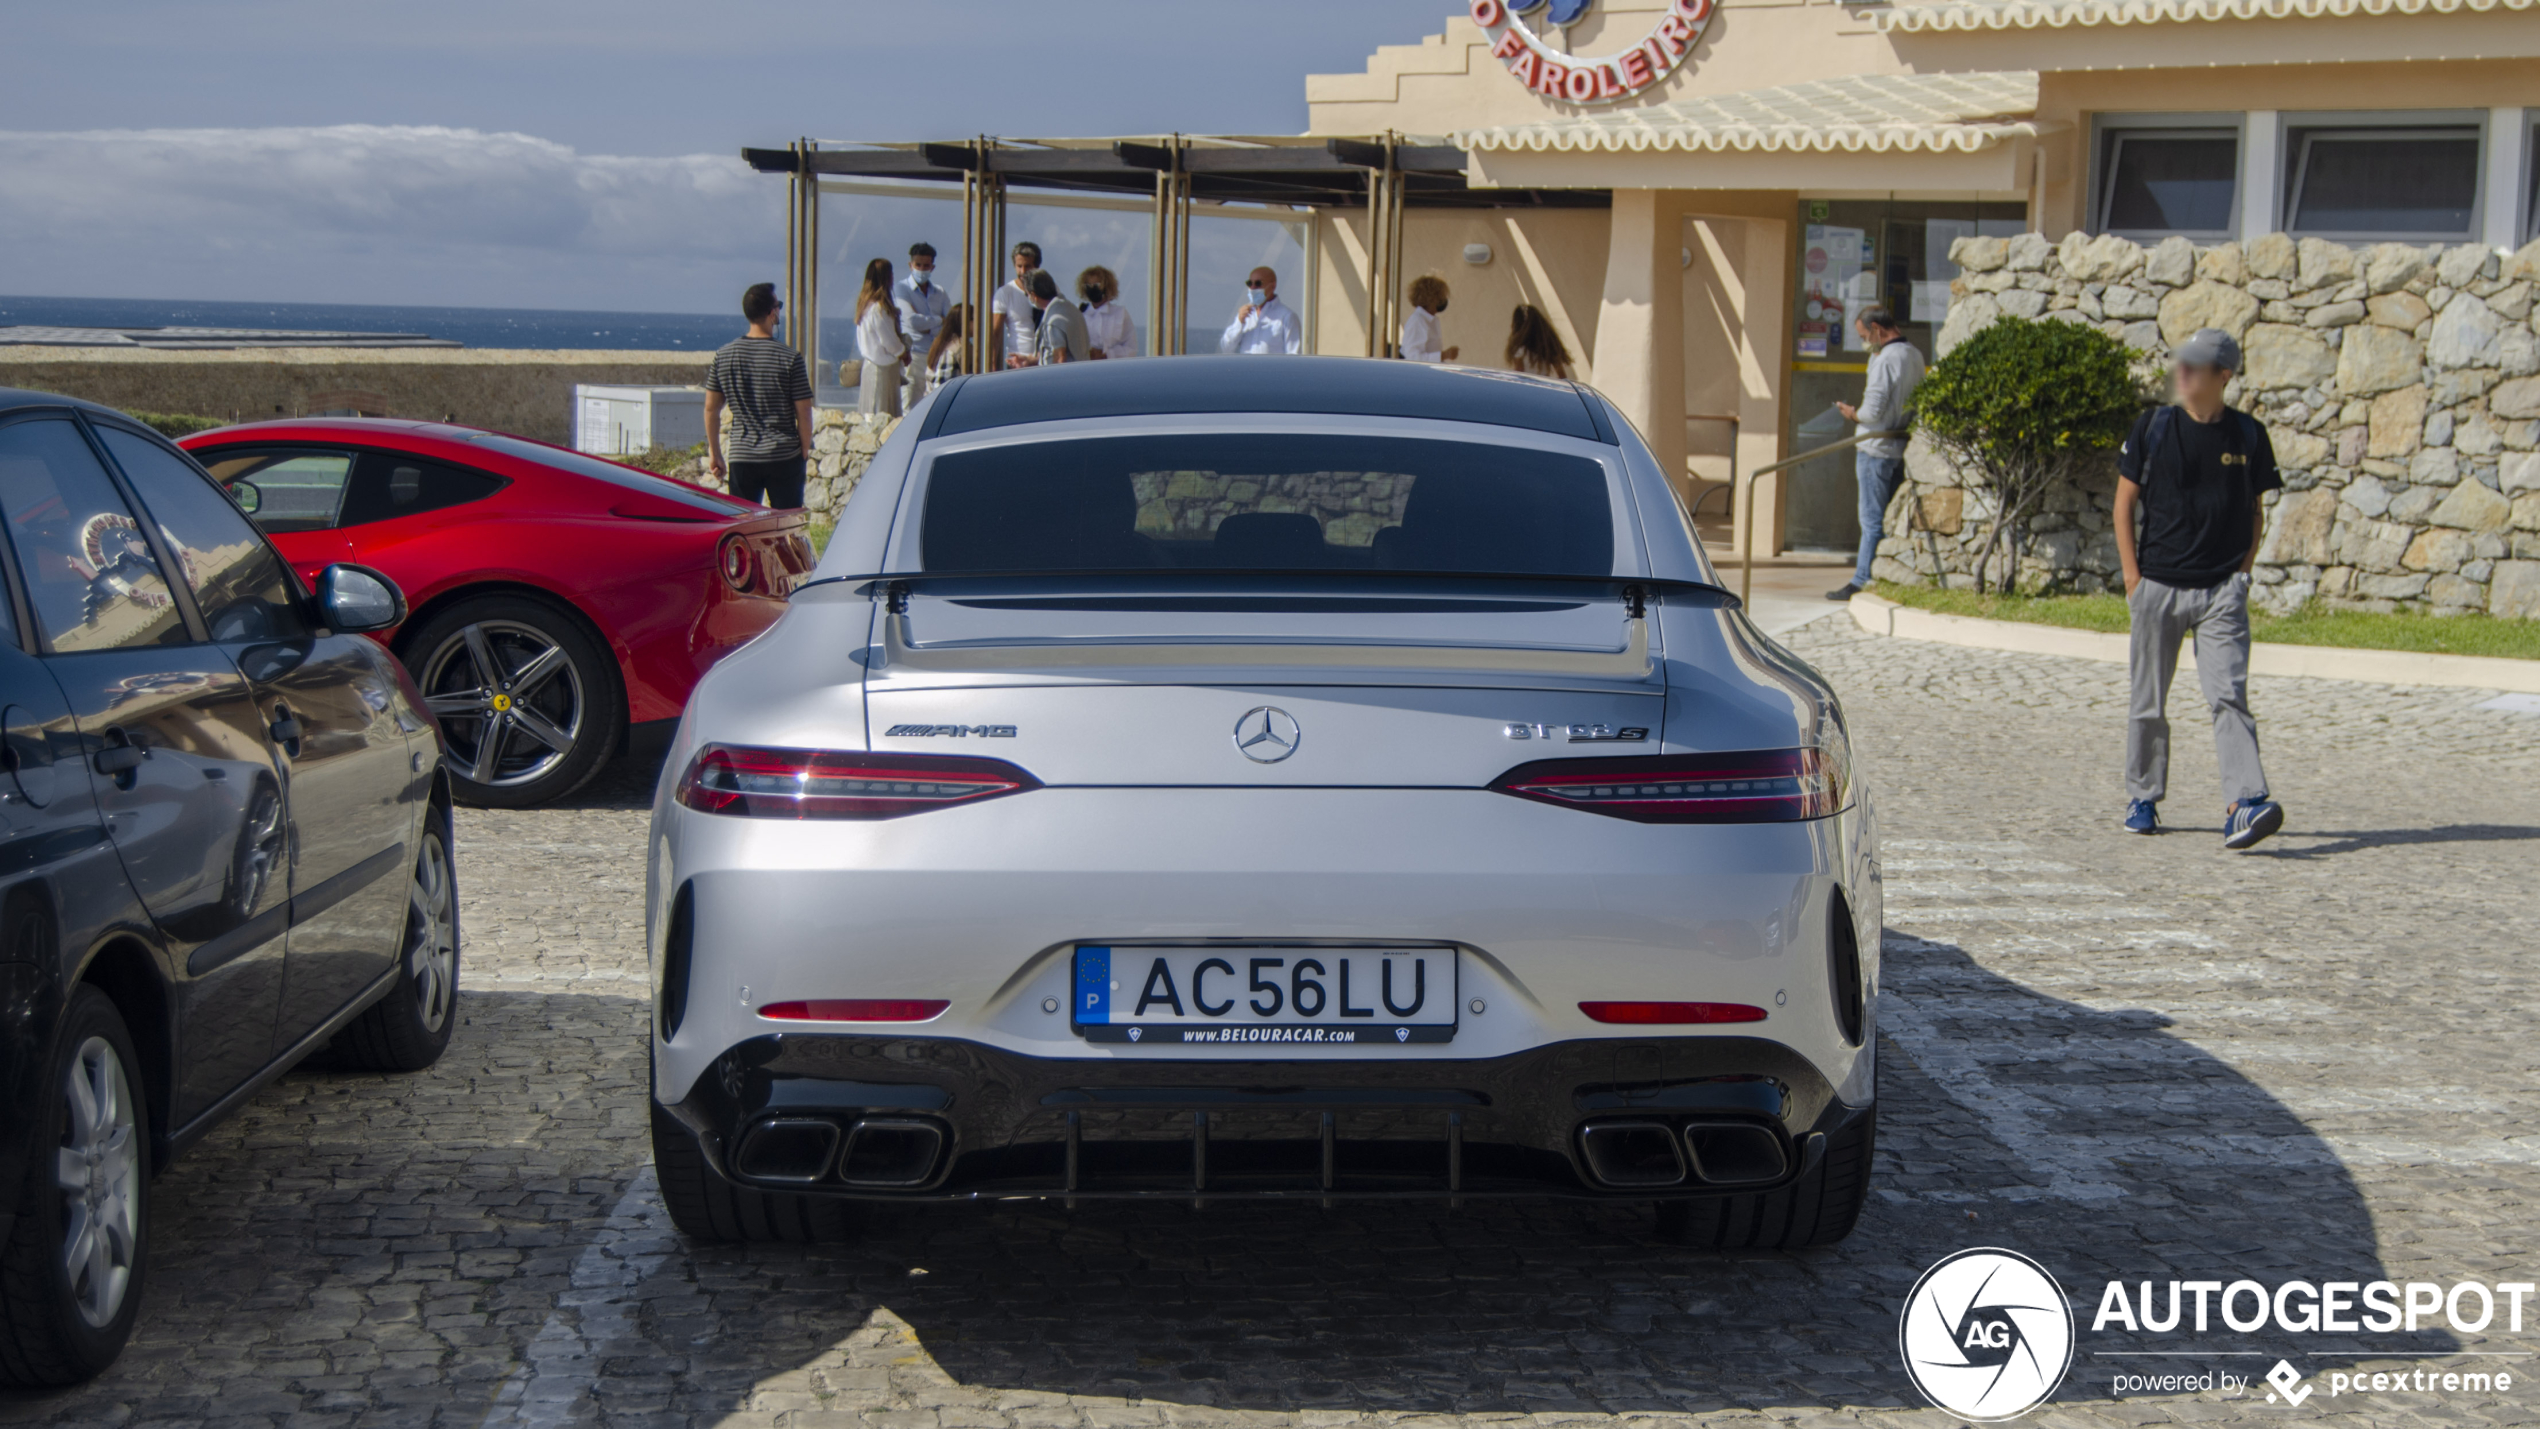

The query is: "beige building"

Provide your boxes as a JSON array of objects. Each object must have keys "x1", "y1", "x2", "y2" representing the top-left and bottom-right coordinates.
[{"x1": 1297, "y1": 0, "x2": 2539, "y2": 555}]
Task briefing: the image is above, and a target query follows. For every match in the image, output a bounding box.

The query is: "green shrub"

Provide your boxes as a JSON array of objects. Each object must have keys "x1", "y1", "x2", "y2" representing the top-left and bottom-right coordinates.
[
  {"x1": 131, "y1": 411, "x2": 229, "y2": 439},
  {"x1": 1912, "y1": 317, "x2": 2144, "y2": 595}
]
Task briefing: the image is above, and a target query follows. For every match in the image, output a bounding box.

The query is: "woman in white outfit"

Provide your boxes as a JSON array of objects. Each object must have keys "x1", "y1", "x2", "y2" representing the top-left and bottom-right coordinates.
[
  {"x1": 1399, "y1": 275, "x2": 1458, "y2": 363},
  {"x1": 1077, "y1": 266, "x2": 1136, "y2": 360},
  {"x1": 854, "y1": 258, "x2": 907, "y2": 416}
]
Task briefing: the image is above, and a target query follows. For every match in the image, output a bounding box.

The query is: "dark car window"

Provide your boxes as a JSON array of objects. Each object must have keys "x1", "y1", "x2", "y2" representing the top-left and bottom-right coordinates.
[
  {"x1": 195, "y1": 447, "x2": 357, "y2": 533},
  {"x1": 457, "y1": 432, "x2": 750, "y2": 516},
  {"x1": 919, "y1": 433, "x2": 1616, "y2": 577},
  {"x1": 340, "y1": 452, "x2": 506, "y2": 527},
  {"x1": 0, "y1": 418, "x2": 187, "y2": 651},
  {"x1": 97, "y1": 426, "x2": 309, "y2": 644}
]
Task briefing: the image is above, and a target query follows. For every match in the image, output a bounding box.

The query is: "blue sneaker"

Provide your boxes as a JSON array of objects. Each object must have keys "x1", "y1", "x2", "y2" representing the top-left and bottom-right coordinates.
[
  {"x1": 2224, "y1": 797, "x2": 2284, "y2": 850},
  {"x1": 2123, "y1": 799, "x2": 2159, "y2": 834}
]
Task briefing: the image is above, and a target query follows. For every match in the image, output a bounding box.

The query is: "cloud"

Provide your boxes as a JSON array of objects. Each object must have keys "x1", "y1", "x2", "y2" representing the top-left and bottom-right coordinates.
[{"x1": 0, "y1": 125, "x2": 781, "y2": 311}]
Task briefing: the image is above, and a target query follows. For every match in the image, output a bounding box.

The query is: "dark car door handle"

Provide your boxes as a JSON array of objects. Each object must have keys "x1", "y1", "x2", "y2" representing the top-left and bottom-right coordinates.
[
  {"x1": 270, "y1": 715, "x2": 303, "y2": 744},
  {"x1": 94, "y1": 744, "x2": 145, "y2": 775}
]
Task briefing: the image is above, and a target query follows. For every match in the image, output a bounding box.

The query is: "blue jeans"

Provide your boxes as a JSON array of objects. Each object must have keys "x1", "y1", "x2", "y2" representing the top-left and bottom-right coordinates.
[{"x1": 1853, "y1": 451, "x2": 1905, "y2": 587}]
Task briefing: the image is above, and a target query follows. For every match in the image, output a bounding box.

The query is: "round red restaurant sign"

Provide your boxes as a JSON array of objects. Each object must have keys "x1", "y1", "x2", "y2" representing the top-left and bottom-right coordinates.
[{"x1": 1469, "y1": 0, "x2": 1716, "y2": 107}]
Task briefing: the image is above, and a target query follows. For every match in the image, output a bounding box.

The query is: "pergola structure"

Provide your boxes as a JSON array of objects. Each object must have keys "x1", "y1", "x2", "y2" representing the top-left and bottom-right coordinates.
[{"x1": 740, "y1": 135, "x2": 1603, "y2": 378}]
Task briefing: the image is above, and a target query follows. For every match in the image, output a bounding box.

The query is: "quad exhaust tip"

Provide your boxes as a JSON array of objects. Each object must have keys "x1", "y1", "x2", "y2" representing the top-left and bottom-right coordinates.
[
  {"x1": 732, "y1": 1116, "x2": 947, "y2": 1187},
  {"x1": 1577, "y1": 1118, "x2": 1789, "y2": 1189}
]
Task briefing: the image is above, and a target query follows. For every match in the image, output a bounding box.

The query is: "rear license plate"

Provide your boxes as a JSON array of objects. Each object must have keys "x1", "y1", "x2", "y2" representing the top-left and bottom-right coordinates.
[{"x1": 1073, "y1": 946, "x2": 1458, "y2": 1046}]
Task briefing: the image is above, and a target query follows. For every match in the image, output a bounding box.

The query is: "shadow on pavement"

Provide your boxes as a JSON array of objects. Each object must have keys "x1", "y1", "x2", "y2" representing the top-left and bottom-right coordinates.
[
  {"x1": 0, "y1": 946, "x2": 2448, "y2": 1425},
  {"x1": 2247, "y1": 824, "x2": 2540, "y2": 860}
]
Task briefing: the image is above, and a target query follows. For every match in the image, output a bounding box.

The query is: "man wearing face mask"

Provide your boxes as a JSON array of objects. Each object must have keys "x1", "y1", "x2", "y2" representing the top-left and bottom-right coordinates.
[
  {"x1": 895, "y1": 242, "x2": 950, "y2": 403},
  {"x1": 1219, "y1": 266, "x2": 1303, "y2": 355}
]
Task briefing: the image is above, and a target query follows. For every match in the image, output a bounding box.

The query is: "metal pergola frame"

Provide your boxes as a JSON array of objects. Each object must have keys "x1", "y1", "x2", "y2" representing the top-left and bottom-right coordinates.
[{"x1": 744, "y1": 135, "x2": 1608, "y2": 377}]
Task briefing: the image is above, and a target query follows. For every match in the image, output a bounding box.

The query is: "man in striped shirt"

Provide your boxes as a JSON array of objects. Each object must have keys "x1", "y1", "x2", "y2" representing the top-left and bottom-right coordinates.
[{"x1": 705, "y1": 282, "x2": 814, "y2": 508}]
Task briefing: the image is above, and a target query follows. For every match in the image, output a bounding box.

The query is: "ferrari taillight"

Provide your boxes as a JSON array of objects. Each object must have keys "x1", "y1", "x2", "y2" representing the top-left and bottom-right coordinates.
[
  {"x1": 718, "y1": 535, "x2": 756, "y2": 592},
  {"x1": 1490, "y1": 749, "x2": 1842, "y2": 823},
  {"x1": 676, "y1": 745, "x2": 1040, "y2": 819}
]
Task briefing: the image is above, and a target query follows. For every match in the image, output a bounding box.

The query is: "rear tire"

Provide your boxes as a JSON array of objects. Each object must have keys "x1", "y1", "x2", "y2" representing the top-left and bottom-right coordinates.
[
  {"x1": 330, "y1": 817, "x2": 460, "y2": 1073},
  {"x1": 1653, "y1": 1105, "x2": 1874, "y2": 1250},
  {"x1": 651, "y1": 1102, "x2": 858, "y2": 1244},
  {"x1": 402, "y1": 593, "x2": 624, "y2": 809},
  {"x1": 0, "y1": 987, "x2": 149, "y2": 1388}
]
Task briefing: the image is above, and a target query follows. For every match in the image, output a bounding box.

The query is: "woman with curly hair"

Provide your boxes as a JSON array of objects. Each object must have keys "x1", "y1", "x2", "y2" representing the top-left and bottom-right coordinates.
[
  {"x1": 1400, "y1": 275, "x2": 1458, "y2": 363},
  {"x1": 1077, "y1": 266, "x2": 1136, "y2": 360},
  {"x1": 1505, "y1": 303, "x2": 1575, "y2": 381}
]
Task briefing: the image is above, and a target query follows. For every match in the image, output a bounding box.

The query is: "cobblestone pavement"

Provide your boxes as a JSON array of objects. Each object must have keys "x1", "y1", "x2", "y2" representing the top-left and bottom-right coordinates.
[{"x1": 6, "y1": 617, "x2": 2538, "y2": 1429}]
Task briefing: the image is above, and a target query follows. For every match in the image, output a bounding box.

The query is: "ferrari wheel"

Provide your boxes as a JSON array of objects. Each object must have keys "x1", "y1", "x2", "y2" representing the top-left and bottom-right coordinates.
[{"x1": 405, "y1": 594, "x2": 624, "y2": 808}]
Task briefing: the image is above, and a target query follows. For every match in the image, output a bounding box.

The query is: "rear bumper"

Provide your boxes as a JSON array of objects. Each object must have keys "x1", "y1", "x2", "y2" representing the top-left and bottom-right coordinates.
[{"x1": 657, "y1": 1031, "x2": 1869, "y2": 1203}]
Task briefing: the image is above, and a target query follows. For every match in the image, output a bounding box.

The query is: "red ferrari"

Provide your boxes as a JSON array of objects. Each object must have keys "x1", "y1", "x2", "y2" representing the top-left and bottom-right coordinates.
[{"x1": 179, "y1": 419, "x2": 814, "y2": 807}]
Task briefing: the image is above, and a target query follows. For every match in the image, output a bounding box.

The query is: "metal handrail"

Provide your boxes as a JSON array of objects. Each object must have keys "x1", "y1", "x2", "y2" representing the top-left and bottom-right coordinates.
[{"x1": 1735, "y1": 429, "x2": 1907, "y2": 606}]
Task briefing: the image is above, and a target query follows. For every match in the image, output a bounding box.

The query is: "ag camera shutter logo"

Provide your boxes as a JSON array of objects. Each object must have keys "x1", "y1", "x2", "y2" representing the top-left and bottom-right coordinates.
[{"x1": 1900, "y1": 1248, "x2": 2076, "y2": 1420}]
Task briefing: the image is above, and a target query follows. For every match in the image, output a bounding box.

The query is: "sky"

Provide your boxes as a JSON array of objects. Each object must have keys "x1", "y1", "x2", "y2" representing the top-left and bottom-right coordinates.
[{"x1": 0, "y1": 0, "x2": 1453, "y2": 314}]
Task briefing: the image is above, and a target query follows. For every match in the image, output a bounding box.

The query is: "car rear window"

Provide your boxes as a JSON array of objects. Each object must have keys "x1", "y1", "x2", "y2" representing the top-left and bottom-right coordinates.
[
  {"x1": 457, "y1": 433, "x2": 750, "y2": 516},
  {"x1": 917, "y1": 434, "x2": 1615, "y2": 577}
]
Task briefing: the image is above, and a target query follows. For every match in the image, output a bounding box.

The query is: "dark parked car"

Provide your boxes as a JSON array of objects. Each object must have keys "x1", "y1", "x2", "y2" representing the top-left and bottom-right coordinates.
[{"x1": 0, "y1": 389, "x2": 455, "y2": 1387}]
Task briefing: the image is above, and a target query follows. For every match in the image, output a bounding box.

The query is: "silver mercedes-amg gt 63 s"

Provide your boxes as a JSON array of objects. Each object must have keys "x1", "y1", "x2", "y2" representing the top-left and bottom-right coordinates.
[{"x1": 646, "y1": 358, "x2": 1878, "y2": 1247}]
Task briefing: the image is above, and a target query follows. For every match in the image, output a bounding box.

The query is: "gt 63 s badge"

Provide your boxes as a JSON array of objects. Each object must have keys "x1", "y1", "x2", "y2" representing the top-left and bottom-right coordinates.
[{"x1": 1900, "y1": 1248, "x2": 2075, "y2": 1421}]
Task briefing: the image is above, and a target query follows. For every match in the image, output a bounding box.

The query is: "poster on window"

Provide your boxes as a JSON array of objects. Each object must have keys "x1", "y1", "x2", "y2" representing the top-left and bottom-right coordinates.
[{"x1": 1801, "y1": 225, "x2": 1869, "y2": 356}]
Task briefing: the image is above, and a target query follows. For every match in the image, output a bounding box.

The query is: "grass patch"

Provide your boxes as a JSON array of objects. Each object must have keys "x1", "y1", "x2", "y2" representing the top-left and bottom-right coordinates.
[
  {"x1": 806, "y1": 521, "x2": 833, "y2": 555},
  {"x1": 1872, "y1": 580, "x2": 2540, "y2": 660},
  {"x1": 618, "y1": 443, "x2": 706, "y2": 478}
]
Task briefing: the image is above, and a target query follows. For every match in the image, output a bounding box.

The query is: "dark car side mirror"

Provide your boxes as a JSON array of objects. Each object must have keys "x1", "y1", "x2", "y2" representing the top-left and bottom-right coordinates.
[
  {"x1": 226, "y1": 479, "x2": 263, "y2": 515},
  {"x1": 316, "y1": 563, "x2": 406, "y2": 634}
]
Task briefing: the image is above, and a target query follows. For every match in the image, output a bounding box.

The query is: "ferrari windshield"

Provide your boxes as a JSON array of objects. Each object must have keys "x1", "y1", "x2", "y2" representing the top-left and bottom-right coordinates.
[{"x1": 917, "y1": 433, "x2": 1615, "y2": 577}]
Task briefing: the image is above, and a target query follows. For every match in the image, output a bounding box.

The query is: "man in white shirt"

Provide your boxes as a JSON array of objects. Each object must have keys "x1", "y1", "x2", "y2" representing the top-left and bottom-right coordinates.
[
  {"x1": 1219, "y1": 266, "x2": 1303, "y2": 355},
  {"x1": 992, "y1": 241, "x2": 1044, "y2": 369},
  {"x1": 894, "y1": 242, "x2": 951, "y2": 402}
]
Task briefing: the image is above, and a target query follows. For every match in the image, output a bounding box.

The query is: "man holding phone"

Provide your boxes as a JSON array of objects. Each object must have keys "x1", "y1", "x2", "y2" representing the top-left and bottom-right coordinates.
[
  {"x1": 1220, "y1": 267, "x2": 1303, "y2": 355},
  {"x1": 2114, "y1": 327, "x2": 2285, "y2": 849}
]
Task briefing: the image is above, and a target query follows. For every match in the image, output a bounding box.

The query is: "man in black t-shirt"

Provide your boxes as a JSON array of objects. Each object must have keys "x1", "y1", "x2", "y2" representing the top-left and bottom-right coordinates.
[{"x1": 2114, "y1": 327, "x2": 2285, "y2": 849}]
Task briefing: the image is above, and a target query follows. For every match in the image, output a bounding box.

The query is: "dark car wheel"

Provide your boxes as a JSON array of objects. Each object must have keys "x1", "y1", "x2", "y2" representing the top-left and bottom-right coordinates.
[
  {"x1": 404, "y1": 594, "x2": 624, "y2": 808},
  {"x1": 330, "y1": 819, "x2": 460, "y2": 1073},
  {"x1": 0, "y1": 987, "x2": 149, "y2": 1388},
  {"x1": 651, "y1": 1100, "x2": 858, "y2": 1244}
]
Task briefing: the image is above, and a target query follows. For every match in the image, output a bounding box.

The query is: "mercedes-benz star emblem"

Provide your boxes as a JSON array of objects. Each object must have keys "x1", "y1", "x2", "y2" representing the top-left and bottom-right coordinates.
[{"x1": 1233, "y1": 706, "x2": 1302, "y2": 764}]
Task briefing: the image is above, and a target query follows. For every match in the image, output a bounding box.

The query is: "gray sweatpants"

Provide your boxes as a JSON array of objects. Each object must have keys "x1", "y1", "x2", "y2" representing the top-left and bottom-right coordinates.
[{"x1": 2126, "y1": 573, "x2": 2269, "y2": 806}]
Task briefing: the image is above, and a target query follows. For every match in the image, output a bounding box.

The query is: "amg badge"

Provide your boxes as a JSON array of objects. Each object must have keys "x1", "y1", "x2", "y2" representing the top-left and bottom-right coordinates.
[
  {"x1": 885, "y1": 724, "x2": 1018, "y2": 738},
  {"x1": 1504, "y1": 723, "x2": 1649, "y2": 743}
]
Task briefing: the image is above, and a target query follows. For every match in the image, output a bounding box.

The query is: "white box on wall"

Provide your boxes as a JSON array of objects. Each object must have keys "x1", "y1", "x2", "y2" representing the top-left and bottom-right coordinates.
[{"x1": 572, "y1": 384, "x2": 706, "y2": 456}]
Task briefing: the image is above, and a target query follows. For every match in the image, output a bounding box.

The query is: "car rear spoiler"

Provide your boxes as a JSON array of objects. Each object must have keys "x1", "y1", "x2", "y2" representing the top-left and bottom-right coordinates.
[{"x1": 820, "y1": 571, "x2": 1736, "y2": 679}]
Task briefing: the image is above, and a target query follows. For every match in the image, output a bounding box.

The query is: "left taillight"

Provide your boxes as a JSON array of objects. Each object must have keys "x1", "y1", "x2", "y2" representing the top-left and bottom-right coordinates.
[
  {"x1": 676, "y1": 745, "x2": 1040, "y2": 819},
  {"x1": 1490, "y1": 748, "x2": 1842, "y2": 823}
]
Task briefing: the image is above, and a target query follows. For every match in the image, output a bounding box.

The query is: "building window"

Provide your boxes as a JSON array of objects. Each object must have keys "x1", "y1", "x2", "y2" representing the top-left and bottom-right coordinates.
[
  {"x1": 2284, "y1": 122, "x2": 2482, "y2": 241},
  {"x1": 2097, "y1": 128, "x2": 2240, "y2": 239},
  {"x1": 2528, "y1": 116, "x2": 2539, "y2": 244}
]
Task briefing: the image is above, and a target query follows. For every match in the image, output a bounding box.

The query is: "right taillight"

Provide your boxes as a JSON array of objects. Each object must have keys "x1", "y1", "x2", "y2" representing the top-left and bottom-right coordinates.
[
  {"x1": 1491, "y1": 748, "x2": 1841, "y2": 823},
  {"x1": 677, "y1": 745, "x2": 1040, "y2": 819},
  {"x1": 718, "y1": 535, "x2": 756, "y2": 592}
]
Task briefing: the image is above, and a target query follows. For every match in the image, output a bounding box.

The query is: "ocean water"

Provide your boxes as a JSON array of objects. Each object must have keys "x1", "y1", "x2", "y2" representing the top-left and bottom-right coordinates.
[{"x1": 0, "y1": 294, "x2": 745, "y2": 351}]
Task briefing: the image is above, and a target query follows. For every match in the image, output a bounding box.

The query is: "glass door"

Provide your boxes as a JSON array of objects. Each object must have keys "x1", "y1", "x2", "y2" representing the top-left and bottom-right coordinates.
[{"x1": 1782, "y1": 198, "x2": 2026, "y2": 552}]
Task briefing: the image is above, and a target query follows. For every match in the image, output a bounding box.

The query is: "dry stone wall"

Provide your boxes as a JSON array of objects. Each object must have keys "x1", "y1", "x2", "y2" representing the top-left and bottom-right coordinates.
[
  {"x1": 1882, "y1": 232, "x2": 2540, "y2": 619},
  {"x1": 675, "y1": 407, "x2": 899, "y2": 527}
]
